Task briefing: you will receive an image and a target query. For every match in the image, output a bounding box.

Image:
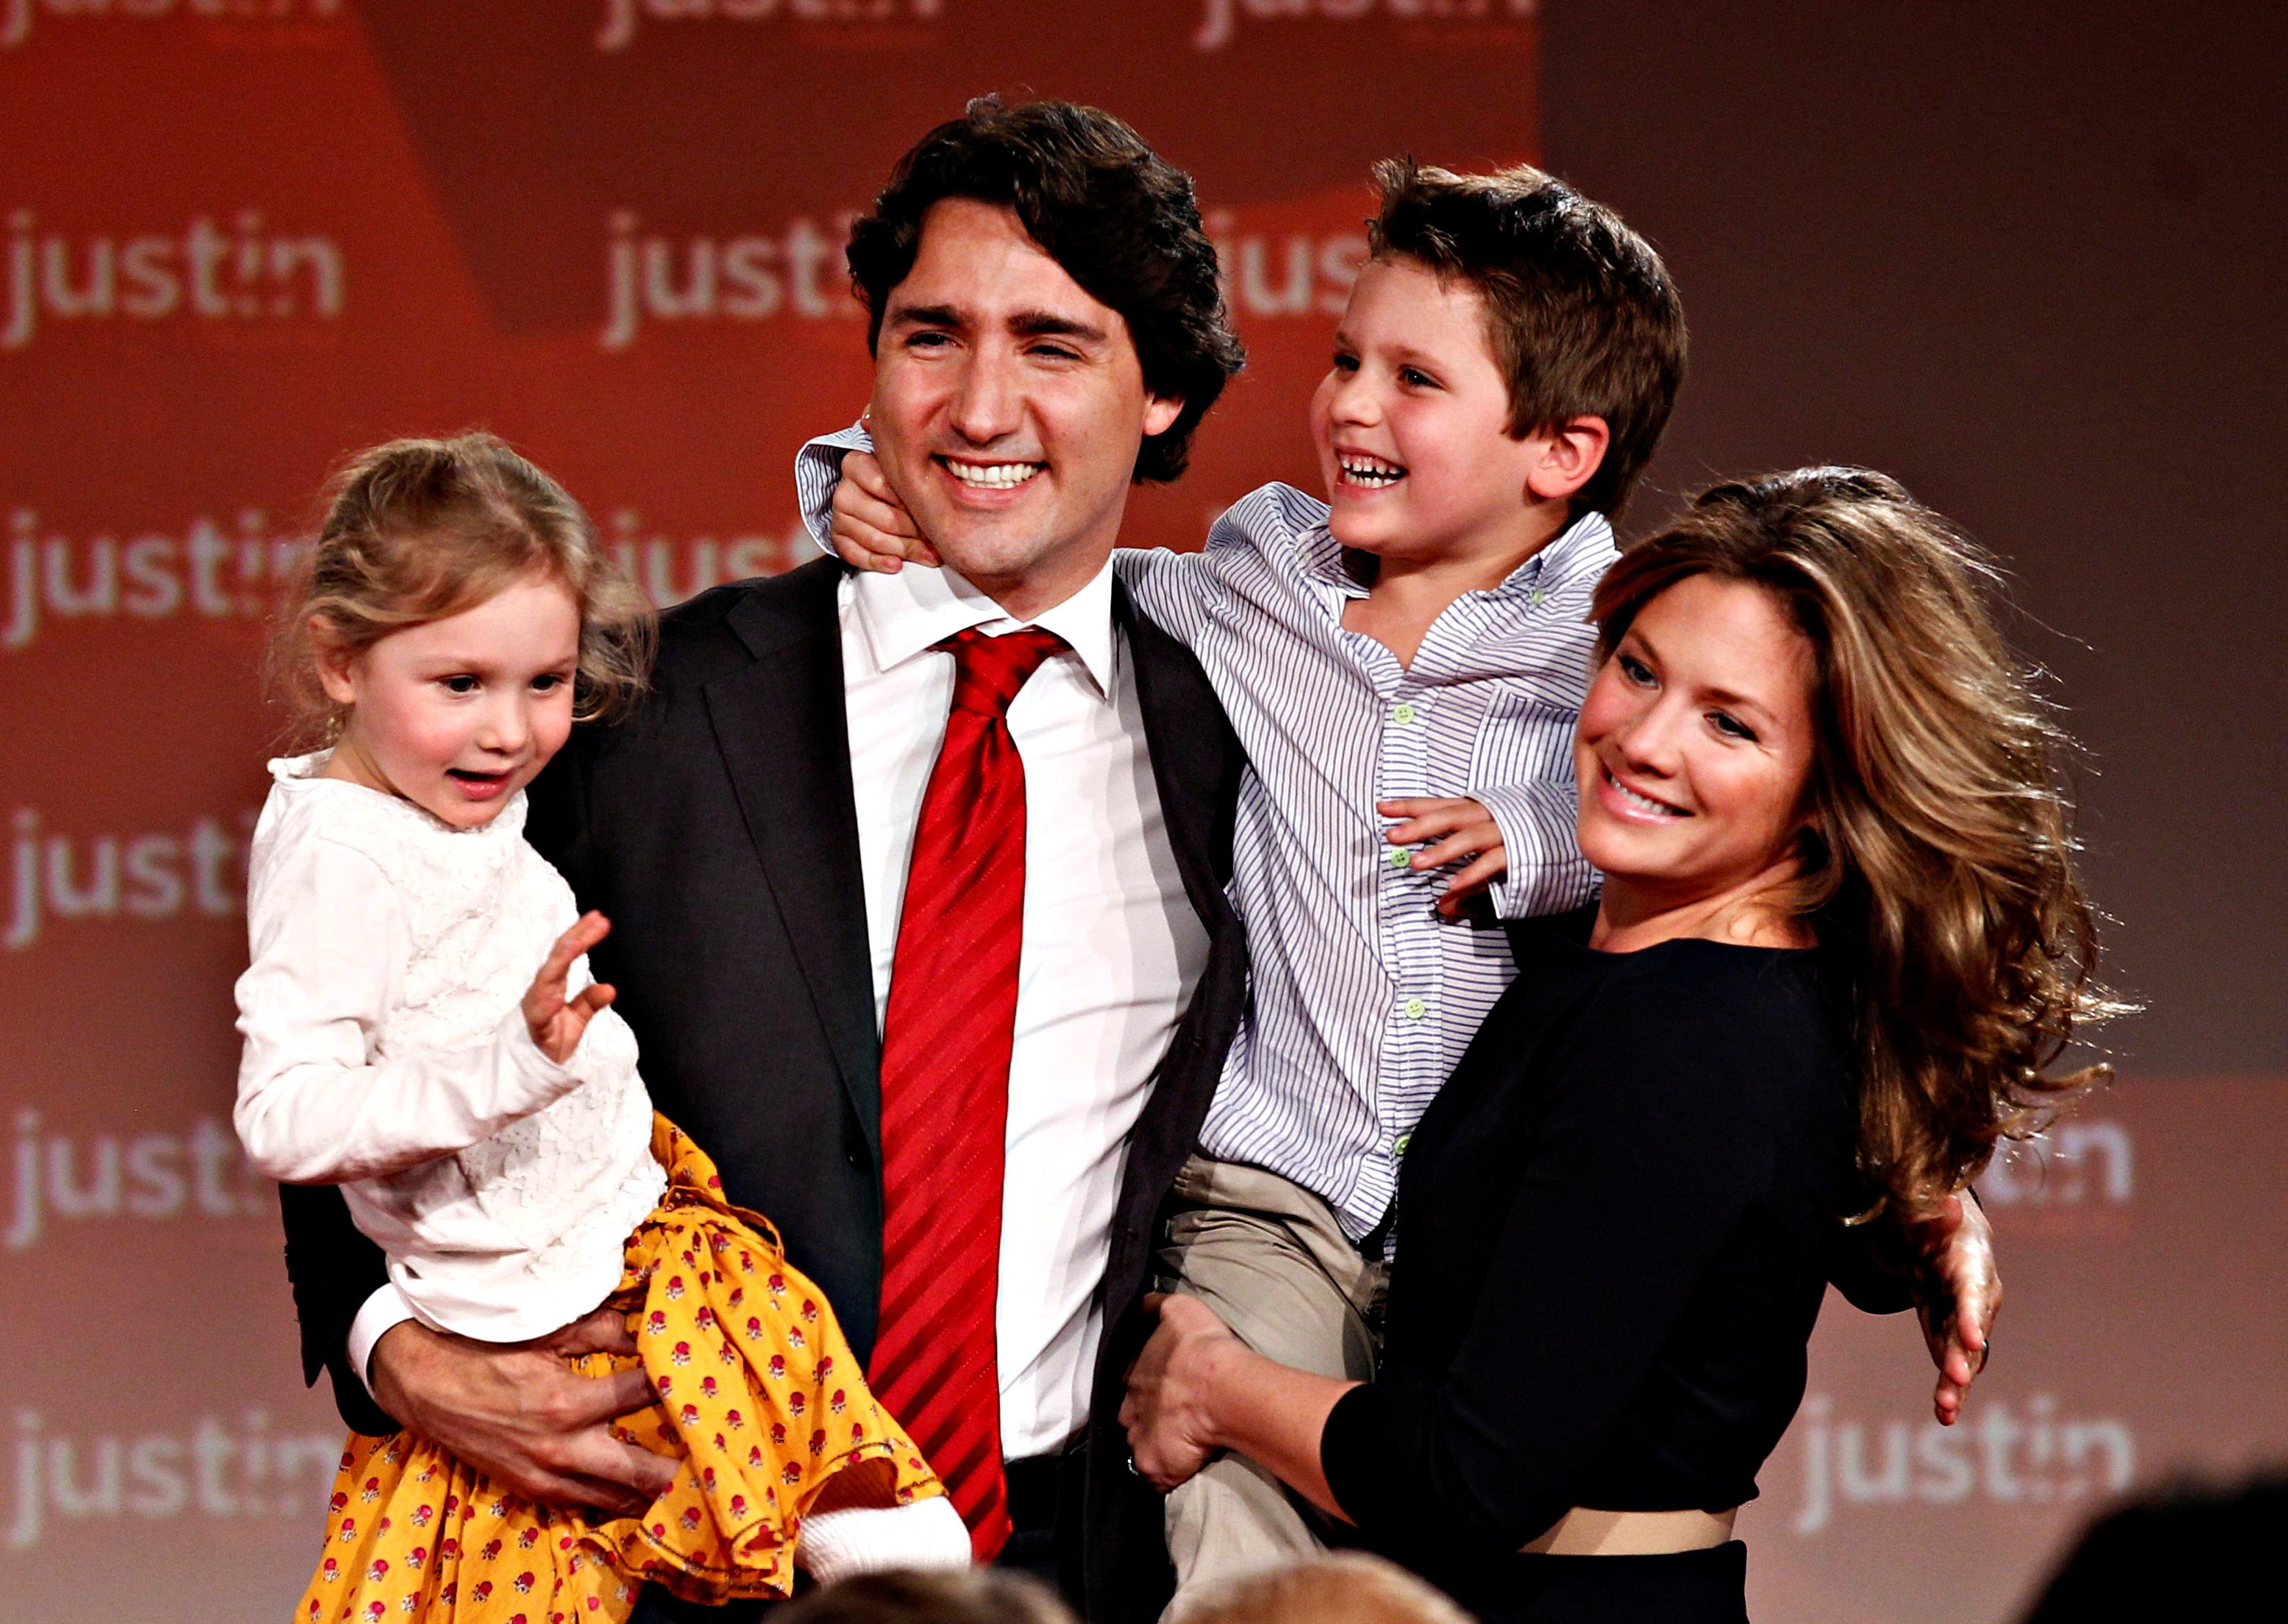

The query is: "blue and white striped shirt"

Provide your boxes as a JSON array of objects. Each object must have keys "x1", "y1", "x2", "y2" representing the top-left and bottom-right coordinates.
[{"x1": 798, "y1": 433, "x2": 1613, "y2": 1241}]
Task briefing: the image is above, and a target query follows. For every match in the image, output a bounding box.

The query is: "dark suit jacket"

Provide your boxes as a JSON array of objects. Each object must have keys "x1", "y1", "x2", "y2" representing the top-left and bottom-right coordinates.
[{"x1": 277, "y1": 557, "x2": 1245, "y2": 1624}]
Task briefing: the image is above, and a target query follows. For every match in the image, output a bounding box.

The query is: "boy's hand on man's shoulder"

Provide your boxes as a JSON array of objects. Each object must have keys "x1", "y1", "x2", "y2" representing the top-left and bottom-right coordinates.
[
  {"x1": 830, "y1": 450, "x2": 940, "y2": 572},
  {"x1": 1380, "y1": 797, "x2": 1507, "y2": 918}
]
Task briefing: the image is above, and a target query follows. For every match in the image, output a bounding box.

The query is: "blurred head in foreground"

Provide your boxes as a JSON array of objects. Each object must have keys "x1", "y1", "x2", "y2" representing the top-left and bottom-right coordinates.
[
  {"x1": 1171, "y1": 1553, "x2": 1473, "y2": 1624},
  {"x1": 2020, "y1": 1472, "x2": 2288, "y2": 1621},
  {"x1": 773, "y1": 1568, "x2": 1077, "y2": 1624}
]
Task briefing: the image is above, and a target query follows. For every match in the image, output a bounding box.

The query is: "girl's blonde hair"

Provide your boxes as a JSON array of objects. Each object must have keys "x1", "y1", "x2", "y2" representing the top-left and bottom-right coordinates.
[
  {"x1": 271, "y1": 431, "x2": 654, "y2": 748},
  {"x1": 1591, "y1": 467, "x2": 2130, "y2": 1218}
]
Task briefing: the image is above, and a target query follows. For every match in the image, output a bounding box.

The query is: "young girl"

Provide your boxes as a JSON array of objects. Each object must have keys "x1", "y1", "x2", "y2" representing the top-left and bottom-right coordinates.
[{"x1": 235, "y1": 433, "x2": 969, "y2": 1624}]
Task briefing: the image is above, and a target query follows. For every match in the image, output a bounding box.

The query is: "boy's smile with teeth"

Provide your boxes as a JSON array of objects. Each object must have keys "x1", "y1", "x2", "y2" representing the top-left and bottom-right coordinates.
[
  {"x1": 939, "y1": 455, "x2": 1045, "y2": 491},
  {"x1": 1336, "y1": 451, "x2": 1407, "y2": 489}
]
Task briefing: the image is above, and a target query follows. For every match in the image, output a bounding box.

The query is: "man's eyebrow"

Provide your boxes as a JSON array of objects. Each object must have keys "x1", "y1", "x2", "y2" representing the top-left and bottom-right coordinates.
[
  {"x1": 886, "y1": 303, "x2": 965, "y2": 329},
  {"x1": 1009, "y1": 309, "x2": 1107, "y2": 343}
]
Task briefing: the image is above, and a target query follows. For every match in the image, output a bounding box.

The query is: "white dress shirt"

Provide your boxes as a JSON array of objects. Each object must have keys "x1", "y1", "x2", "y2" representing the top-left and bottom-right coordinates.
[
  {"x1": 350, "y1": 555, "x2": 1208, "y2": 1465},
  {"x1": 840, "y1": 556, "x2": 1209, "y2": 1459}
]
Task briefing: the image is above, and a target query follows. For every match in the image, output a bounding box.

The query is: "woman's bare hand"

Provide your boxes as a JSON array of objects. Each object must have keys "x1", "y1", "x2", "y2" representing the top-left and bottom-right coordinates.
[
  {"x1": 522, "y1": 912, "x2": 616, "y2": 1064},
  {"x1": 830, "y1": 450, "x2": 938, "y2": 572},
  {"x1": 1120, "y1": 1293, "x2": 1243, "y2": 1491},
  {"x1": 1380, "y1": 797, "x2": 1509, "y2": 916},
  {"x1": 1910, "y1": 1191, "x2": 2002, "y2": 1425}
]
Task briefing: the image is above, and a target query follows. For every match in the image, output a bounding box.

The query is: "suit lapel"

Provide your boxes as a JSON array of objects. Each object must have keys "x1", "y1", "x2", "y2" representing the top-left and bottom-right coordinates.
[
  {"x1": 703, "y1": 561, "x2": 883, "y2": 1155},
  {"x1": 1119, "y1": 580, "x2": 1240, "y2": 934}
]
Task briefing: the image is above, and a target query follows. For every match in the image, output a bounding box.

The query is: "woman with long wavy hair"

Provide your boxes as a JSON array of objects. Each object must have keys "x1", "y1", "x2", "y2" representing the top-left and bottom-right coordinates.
[{"x1": 1122, "y1": 467, "x2": 2127, "y2": 1624}]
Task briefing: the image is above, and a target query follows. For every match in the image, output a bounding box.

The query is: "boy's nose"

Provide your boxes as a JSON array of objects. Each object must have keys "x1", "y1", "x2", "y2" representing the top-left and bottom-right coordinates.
[{"x1": 1328, "y1": 372, "x2": 1381, "y2": 426}]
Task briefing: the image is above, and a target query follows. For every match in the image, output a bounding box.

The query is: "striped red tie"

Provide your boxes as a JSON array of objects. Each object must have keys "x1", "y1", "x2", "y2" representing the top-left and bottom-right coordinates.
[{"x1": 869, "y1": 625, "x2": 1065, "y2": 1561}]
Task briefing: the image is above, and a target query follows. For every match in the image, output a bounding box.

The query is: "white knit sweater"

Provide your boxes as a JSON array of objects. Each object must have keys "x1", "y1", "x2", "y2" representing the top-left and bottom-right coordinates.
[{"x1": 233, "y1": 754, "x2": 665, "y2": 1342}]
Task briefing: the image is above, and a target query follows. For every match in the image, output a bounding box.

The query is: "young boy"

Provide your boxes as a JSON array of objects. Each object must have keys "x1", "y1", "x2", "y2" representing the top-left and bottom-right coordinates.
[
  {"x1": 803, "y1": 155, "x2": 1679, "y2": 1600},
  {"x1": 804, "y1": 160, "x2": 1983, "y2": 1607}
]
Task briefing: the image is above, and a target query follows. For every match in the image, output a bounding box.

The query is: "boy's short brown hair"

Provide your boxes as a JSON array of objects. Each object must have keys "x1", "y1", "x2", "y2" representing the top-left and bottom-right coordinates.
[{"x1": 1369, "y1": 158, "x2": 1686, "y2": 518}]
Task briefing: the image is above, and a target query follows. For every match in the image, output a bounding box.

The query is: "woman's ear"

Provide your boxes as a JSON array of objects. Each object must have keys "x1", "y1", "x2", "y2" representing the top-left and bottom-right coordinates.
[{"x1": 312, "y1": 621, "x2": 360, "y2": 708}]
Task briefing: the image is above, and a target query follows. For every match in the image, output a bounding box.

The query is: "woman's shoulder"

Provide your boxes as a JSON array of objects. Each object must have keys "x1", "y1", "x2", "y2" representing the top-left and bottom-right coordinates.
[{"x1": 1543, "y1": 934, "x2": 1851, "y2": 1126}]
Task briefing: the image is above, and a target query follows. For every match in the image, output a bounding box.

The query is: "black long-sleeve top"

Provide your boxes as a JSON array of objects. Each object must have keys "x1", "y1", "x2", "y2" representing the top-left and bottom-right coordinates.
[{"x1": 1321, "y1": 908, "x2": 1860, "y2": 1570}]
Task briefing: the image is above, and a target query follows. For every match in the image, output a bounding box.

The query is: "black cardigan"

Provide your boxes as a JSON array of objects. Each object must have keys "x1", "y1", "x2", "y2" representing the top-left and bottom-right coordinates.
[{"x1": 1323, "y1": 908, "x2": 1859, "y2": 1573}]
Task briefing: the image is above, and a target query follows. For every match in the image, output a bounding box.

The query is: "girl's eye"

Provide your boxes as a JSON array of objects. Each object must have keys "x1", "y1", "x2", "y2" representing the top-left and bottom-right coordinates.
[
  {"x1": 1710, "y1": 711, "x2": 1758, "y2": 742},
  {"x1": 1399, "y1": 367, "x2": 1438, "y2": 389},
  {"x1": 442, "y1": 675, "x2": 479, "y2": 695},
  {"x1": 1330, "y1": 351, "x2": 1359, "y2": 373},
  {"x1": 531, "y1": 674, "x2": 565, "y2": 693},
  {"x1": 1618, "y1": 654, "x2": 1655, "y2": 686}
]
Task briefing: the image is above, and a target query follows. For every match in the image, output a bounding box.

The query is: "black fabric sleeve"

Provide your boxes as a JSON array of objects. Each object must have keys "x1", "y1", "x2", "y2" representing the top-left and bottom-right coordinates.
[
  {"x1": 1319, "y1": 978, "x2": 1775, "y2": 1554},
  {"x1": 1825, "y1": 1212, "x2": 1917, "y2": 1315},
  {"x1": 277, "y1": 1182, "x2": 398, "y2": 1436}
]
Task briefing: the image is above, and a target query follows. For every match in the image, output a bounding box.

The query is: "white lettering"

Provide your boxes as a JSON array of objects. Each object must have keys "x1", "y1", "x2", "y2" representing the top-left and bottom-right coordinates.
[
  {"x1": 0, "y1": 0, "x2": 342, "y2": 49},
  {"x1": 3, "y1": 808, "x2": 253, "y2": 950},
  {"x1": 0, "y1": 210, "x2": 344, "y2": 349},
  {"x1": 2, "y1": 1410, "x2": 334, "y2": 1548},
  {"x1": 5, "y1": 1110, "x2": 269, "y2": 1250},
  {"x1": 1197, "y1": 0, "x2": 1533, "y2": 50},
  {"x1": 1793, "y1": 1395, "x2": 2136, "y2": 1536}
]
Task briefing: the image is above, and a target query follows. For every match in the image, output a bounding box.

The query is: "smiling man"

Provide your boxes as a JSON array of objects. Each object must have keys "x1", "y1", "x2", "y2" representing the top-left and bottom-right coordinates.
[{"x1": 275, "y1": 97, "x2": 1249, "y2": 1623}]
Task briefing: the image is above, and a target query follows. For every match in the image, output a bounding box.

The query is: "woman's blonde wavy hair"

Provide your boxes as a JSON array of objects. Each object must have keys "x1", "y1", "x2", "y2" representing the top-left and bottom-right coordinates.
[
  {"x1": 1590, "y1": 467, "x2": 2129, "y2": 1218},
  {"x1": 270, "y1": 431, "x2": 655, "y2": 750}
]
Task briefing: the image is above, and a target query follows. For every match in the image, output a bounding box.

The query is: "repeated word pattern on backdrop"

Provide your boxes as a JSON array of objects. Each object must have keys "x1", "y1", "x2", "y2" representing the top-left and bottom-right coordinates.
[{"x1": 5, "y1": 7, "x2": 2282, "y2": 1624}]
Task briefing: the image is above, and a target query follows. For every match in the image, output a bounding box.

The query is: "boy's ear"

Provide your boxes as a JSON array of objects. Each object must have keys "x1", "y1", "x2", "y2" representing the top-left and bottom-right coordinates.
[
  {"x1": 311, "y1": 621, "x2": 360, "y2": 707},
  {"x1": 1524, "y1": 415, "x2": 1611, "y2": 505}
]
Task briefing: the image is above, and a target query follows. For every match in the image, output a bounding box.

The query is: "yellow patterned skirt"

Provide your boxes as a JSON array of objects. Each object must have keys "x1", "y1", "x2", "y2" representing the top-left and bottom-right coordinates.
[{"x1": 292, "y1": 1116, "x2": 945, "y2": 1624}]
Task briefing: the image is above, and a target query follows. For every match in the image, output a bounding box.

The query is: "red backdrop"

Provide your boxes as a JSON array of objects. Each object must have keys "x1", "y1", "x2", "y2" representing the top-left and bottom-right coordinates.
[{"x1": 1, "y1": 7, "x2": 2278, "y2": 1621}]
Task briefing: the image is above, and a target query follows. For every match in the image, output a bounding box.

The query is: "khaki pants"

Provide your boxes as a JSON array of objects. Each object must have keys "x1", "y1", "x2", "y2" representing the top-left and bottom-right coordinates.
[{"x1": 1154, "y1": 1155, "x2": 1389, "y2": 1619}]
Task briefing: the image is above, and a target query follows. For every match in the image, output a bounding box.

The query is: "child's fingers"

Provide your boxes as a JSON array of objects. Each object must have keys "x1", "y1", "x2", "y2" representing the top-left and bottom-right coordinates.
[
  {"x1": 1412, "y1": 827, "x2": 1504, "y2": 870},
  {"x1": 838, "y1": 481, "x2": 924, "y2": 542},
  {"x1": 570, "y1": 982, "x2": 616, "y2": 1019},
  {"x1": 846, "y1": 450, "x2": 898, "y2": 503},
  {"x1": 539, "y1": 912, "x2": 611, "y2": 982},
  {"x1": 1440, "y1": 848, "x2": 1509, "y2": 897},
  {"x1": 1384, "y1": 808, "x2": 1477, "y2": 845}
]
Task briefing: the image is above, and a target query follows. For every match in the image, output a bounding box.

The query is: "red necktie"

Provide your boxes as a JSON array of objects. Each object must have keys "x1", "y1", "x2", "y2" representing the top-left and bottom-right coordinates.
[{"x1": 869, "y1": 625, "x2": 1066, "y2": 1561}]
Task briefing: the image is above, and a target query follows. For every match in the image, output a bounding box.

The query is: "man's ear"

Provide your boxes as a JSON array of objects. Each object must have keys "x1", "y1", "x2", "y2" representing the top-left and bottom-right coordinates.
[
  {"x1": 1141, "y1": 392, "x2": 1185, "y2": 440},
  {"x1": 312, "y1": 622, "x2": 360, "y2": 707},
  {"x1": 1524, "y1": 414, "x2": 1611, "y2": 505}
]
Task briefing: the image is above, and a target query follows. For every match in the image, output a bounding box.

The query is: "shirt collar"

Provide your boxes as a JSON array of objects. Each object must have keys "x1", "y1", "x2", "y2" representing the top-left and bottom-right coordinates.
[
  {"x1": 848, "y1": 552, "x2": 1120, "y2": 699},
  {"x1": 1297, "y1": 505, "x2": 1616, "y2": 600}
]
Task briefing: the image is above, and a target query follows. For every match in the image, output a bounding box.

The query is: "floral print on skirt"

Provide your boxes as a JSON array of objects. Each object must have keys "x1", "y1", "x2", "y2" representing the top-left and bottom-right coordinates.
[{"x1": 292, "y1": 1116, "x2": 945, "y2": 1623}]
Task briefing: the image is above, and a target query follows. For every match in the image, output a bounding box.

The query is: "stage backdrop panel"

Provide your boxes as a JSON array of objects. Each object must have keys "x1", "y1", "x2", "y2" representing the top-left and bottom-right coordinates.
[{"x1": 0, "y1": 7, "x2": 2276, "y2": 1623}]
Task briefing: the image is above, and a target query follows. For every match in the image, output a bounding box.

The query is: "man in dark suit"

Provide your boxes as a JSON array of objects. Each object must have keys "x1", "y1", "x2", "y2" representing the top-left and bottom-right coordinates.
[{"x1": 278, "y1": 99, "x2": 1247, "y2": 1623}]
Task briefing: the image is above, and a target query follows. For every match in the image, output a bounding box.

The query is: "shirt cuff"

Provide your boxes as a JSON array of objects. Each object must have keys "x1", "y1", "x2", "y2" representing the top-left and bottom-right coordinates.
[
  {"x1": 346, "y1": 1284, "x2": 418, "y2": 1397},
  {"x1": 793, "y1": 422, "x2": 875, "y2": 559},
  {"x1": 1469, "y1": 779, "x2": 1598, "y2": 921}
]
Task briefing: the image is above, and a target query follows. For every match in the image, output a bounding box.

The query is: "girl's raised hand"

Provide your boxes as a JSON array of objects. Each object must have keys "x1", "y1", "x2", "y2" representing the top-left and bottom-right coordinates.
[
  {"x1": 522, "y1": 911, "x2": 616, "y2": 1064},
  {"x1": 830, "y1": 450, "x2": 939, "y2": 572}
]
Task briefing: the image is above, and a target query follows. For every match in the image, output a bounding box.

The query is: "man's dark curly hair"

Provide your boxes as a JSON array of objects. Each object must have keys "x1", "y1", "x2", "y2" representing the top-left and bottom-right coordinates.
[{"x1": 847, "y1": 97, "x2": 1245, "y2": 484}]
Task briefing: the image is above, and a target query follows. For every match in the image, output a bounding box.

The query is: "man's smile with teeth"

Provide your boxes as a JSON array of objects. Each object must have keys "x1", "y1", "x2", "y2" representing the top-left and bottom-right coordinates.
[
  {"x1": 1608, "y1": 769, "x2": 1689, "y2": 817},
  {"x1": 940, "y1": 456, "x2": 1045, "y2": 490},
  {"x1": 1337, "y1": 453, "x2": 1407, "y2": 488}
]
